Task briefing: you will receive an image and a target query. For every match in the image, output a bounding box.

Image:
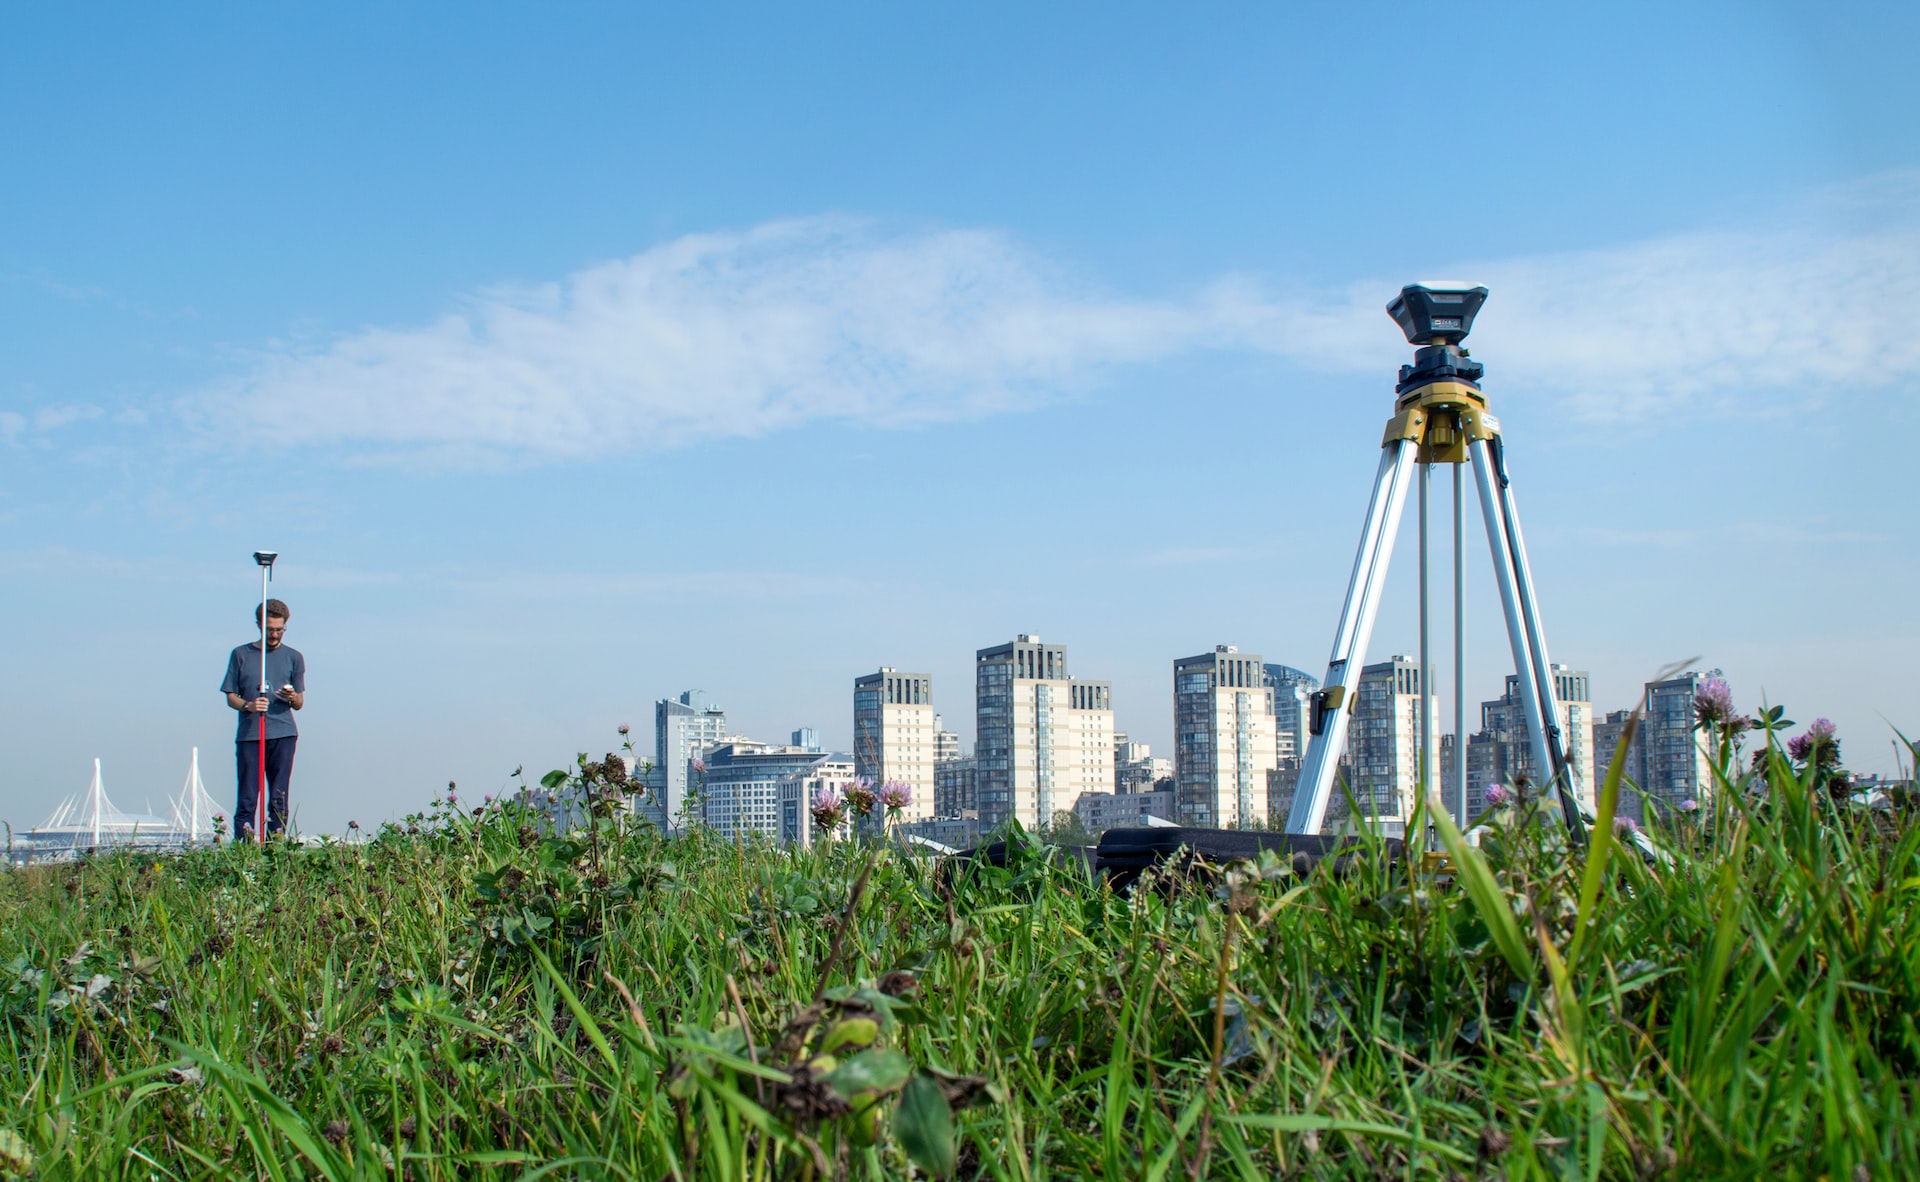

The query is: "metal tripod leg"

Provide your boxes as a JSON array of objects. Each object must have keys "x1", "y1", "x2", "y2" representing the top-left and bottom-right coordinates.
[
  {"x1": 1469, "y1": 435, "x2": 1586, "y2": 836},
  {"x1": 1287, "y1": 438, "x2": 1420, "y2": 835},
  {"x1": 1491, "y1": 436, "x2": 1587, "y2": 829}
]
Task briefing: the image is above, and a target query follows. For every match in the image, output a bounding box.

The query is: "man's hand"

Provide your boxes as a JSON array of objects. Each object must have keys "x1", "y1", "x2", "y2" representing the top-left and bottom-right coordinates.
[
  {"x1": 251, "y1": 696, "x2": 270, "y2": 713},
  {"x1": 275, "y1": 686, "x2": 303, "y2": 709}
]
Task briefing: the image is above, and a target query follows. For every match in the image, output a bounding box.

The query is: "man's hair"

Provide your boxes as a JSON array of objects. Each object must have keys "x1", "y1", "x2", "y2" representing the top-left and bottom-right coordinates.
[{"x1": 255, "y1": 599, "x2": 291, "y2": 625}]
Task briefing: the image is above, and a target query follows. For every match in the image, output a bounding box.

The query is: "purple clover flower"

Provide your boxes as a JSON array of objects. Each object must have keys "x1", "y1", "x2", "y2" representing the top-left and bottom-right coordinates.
[
  {"x1": 1484, "y1": 783, "x2": 1513, "y2": 808},
  {"x1": 1809, "y1": 717, "x2": 1836, "y2": 740},
  {"x1": 877, "y1": 780, "x2": 913, "y2": 812},
  {"x1": 1677, "y1": 799, "x2": 1699, "y2": 813},
  {"x1": 690, "y1": 758, "x2": 708, "y2": 774},
  {"x1": 1614, "y1": 816, "x2": 1641, "y2": 835},
  {"x1": 809, "y1": 783, "x2": 847, "y2": 833},
  {"x1": 1693, "y1": 677, "x2": 1734, "y2": 727},
  {"x1": 1787, "y1": 733, "x2": 1814, "y2": 761},
  {"x1": 844, "y1": 775, "x2": 877, "y2": 817}
]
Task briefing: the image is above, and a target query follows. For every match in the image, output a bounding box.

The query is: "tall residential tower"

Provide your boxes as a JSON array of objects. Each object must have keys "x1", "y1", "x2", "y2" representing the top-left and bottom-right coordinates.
[
  {"x1": 1173, "y1": 646, "x2": 1279, "y2": 828},
  {"x1": 655, "y1": 690, "x2": 728, "y2": 830},
  {"x1": 852, "y1": 668, "x2": 937, "y2": 823},
  {"x1": 975, "y1": 635, "x2": 1114, "y2": 829}
]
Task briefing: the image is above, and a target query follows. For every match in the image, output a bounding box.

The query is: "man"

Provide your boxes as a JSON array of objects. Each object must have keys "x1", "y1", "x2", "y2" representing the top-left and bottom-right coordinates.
[{"x1": 220, "y1": 598, "x2": 306, "y2": 839}]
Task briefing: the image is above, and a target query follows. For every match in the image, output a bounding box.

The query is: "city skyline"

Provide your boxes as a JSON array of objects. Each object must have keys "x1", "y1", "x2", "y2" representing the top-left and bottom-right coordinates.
[{"x1": 629, "y1": 638, "x2": 1740, "y2": 839}]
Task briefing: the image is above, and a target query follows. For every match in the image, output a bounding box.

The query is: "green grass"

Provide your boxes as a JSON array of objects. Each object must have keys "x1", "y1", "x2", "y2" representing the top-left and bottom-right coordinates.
[{"x1": 2, "y1": 735, "x2": 1916, "y2": 1180}]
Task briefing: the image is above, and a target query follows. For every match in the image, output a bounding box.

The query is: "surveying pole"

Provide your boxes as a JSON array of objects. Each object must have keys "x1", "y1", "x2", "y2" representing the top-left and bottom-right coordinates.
[
  {"x1": 1284, "y1": 284, "x2": 1586, "y2": 841},
  {"x1": 253, "y1": 550, "x2": 277, "y2": 843}
]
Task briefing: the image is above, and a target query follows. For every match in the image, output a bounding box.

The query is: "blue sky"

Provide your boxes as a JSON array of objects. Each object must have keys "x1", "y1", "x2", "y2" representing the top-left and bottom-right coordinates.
[{"x1": 4, "y1": 1, "x2": 1917, "y2": 834}]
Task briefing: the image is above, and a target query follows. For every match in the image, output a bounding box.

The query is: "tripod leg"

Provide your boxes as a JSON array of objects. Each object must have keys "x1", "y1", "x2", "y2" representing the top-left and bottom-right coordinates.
[
  {"x1": 1469, "y1": 437, "x2": 1585, "y2": 836},
  {"x1": 1287, "y1": 438, "x2": 1420, "y2": 835},
  {"x1": 1453, "y1": 463, "x2": 1467, "y2": 828},
  {"x1": 1418, "y1": 462, "x2": 1433, "y2": 848},
  {"x1": 1487, "y1": 437, "x2": 1588, "y2": 827}
]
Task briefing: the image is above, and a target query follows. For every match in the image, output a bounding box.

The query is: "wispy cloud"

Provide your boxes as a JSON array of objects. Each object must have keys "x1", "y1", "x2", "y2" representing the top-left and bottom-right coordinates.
[
  {"x1": 192, "y1": 174, "x2": 1920, "y2": 463},
  {"x1": 1, "y1": 404, "x2": 105, "y2": 448}
]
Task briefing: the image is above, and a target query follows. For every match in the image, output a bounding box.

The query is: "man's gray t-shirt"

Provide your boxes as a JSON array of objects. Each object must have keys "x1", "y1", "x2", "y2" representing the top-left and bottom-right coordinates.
[{"x1": 221, "y1": 643, "x2": 306, "y2": 742}]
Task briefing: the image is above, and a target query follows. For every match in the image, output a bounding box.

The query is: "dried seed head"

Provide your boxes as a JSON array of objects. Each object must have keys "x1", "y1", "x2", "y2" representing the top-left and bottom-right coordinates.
[{"x1": 1478, "y1": 1127, "x2": 1511, "y2": 1159}]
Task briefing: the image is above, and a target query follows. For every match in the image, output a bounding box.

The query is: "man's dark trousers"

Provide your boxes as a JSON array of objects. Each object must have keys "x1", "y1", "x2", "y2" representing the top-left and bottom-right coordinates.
[{"x1": 235, "y1": 737, "x2": 296, "y2": 837}]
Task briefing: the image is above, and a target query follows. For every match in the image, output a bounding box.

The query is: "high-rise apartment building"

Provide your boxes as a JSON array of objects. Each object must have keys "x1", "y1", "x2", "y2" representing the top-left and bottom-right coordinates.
[
  {"x1": 1462, "y1": 666, "x2": 1595, "y2": 815},
  {"x1": 1588, "y1": 671, "x2": 1721, "y2": 819},
  {"x1": 1264, "y1": 664, "x2": 1320, "y2": 765},
  {"x1": 1347, "y1": 656, "x2": 1423, "y2": 824},
  {"x1": 1593, "y1": 708, "x2": 1642, "y2": 818},
  {"x1": 1174, "y1": 646, "x2": 1279, "y2": 828},
  {"x1": 975, "y1": 635, "x2": 1115, "y2": 829},
  {"x1": 853, "y1": 668, "x2": 937, "y2": 824},
  {"x1": 933, "y1": 715, "x2": 961, "y2": 764},
  {"x1": 1113, "y1": 732, "x2": 1172, "y2": 794},
  {"x1": 933, "y1": 756, "x2": 978, "y2": 818},
  {"x1": 1641, "y1": 669, "x2": 1719, "y2": 815},
  {"x1": 655, "y1": 690, "x2": 728, "y2": 830}
]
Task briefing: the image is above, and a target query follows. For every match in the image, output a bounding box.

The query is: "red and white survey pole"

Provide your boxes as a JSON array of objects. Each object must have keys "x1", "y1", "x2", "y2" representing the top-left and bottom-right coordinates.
[{"x1": 252, "y1": 550, "x2": 278, "y2": 843}]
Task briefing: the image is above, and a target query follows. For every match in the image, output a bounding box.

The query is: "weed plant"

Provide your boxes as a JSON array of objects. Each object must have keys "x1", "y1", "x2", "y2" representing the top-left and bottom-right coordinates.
[{"x1": 1, "y1": 720, "x2": 1916, "y2": 1180}]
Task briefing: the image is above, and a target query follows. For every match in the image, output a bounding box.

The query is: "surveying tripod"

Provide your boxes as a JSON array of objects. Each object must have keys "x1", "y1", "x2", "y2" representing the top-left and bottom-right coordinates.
[{"x1": 1283, "y1": 284, "x2": 1587, "y2": 842}]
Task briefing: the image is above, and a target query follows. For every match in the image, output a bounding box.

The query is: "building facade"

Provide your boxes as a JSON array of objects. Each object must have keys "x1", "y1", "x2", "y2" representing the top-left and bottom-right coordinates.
[
  {"x1": 1640, "y1": 669, "x2": 1719, "y2": 816},
  {"x1": 975, "y1": 635, "x2": 1115, "y2": 830},
  {"x1": 701, "y1": 741, "x2": 846, "y2": 841},
  {"x1": 1587, "y1": 671, "x2": 1721, "y2": 820},
  {"x1": 1346, "y1": 656, "x2": 1422, "y2": 824},
  {"x1": 933, "y1": 755, "x2": 977, "y2": 819},
  {"x1": 1113, "y1": 733, "x2": 1172, "y2": 795},
  {"x1": 655, "y1": 690, "x2": 728, "y2": 831},
  {"x1": 933, "y1": 716, "x2": 961, "y2": 764},
  {"x1": 1174, "y1": 645, "x2": 1279, "y2": 828},
  {"x1": 1592, "y1": 709, "x2": 1642, "y2": 819},
  {"x1": 776, "y1": 757, "x2": 856, "y2": 848},
  {"x1": 1073, "y1": 788, "x2": 1177, "y2": 832},
  {"x1": 1463, "y1": 666, "x2": 1596, "y2": 815},
  {"x1": 853, "y1": 668, "x2": 937, "y2": 824},
  {"x1": 1264, "y1": 664, "x2": 1320, "y2": 766}
]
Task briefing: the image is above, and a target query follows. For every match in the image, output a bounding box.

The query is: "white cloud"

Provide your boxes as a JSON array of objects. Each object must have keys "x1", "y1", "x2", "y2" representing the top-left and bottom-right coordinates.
[{"x1": 194, "y1": 175, "x2": 1920, "y2": 461}]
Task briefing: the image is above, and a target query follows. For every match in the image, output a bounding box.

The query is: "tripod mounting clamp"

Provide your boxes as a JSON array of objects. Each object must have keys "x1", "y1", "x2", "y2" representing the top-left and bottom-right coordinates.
[{"x1": 1382, "y1": 395, "x2": 1498, "y2": 466}]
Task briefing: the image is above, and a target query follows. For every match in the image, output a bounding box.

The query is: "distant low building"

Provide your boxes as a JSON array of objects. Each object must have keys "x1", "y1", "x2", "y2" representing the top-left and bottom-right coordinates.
[
  {"x1": 703, "y1": 741, "x2": 848, "y2": 841},
  {"x1": 898, "y1": 815, "x2": 983, "y2": 851},
  {"x1": 1074, "y1": 788, "x2": 1176, "y2": 833}
]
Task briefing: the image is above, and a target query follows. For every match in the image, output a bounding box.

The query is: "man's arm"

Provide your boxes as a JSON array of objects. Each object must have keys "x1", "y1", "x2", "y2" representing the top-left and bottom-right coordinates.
[{"x1": 228, "y1": 691, "x2": 269, "y2": 713}]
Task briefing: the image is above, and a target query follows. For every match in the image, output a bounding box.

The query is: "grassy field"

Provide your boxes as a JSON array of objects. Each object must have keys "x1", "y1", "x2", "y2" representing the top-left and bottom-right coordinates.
[{"x1": 2, "y1": 722, "x2": 1916, "y2": 1180}]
